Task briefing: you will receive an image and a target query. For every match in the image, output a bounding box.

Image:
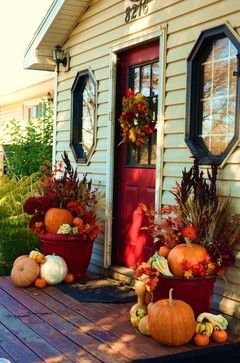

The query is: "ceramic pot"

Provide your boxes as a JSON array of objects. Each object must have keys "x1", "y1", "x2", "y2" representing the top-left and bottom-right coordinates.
[{"x1": 39, "y1": 233, "x2": 94, "y2": 279}]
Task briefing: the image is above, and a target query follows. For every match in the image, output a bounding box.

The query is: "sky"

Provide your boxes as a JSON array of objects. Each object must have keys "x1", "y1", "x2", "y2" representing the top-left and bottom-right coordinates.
[{"x1": 0, "y1": 0, "x2": 54, "y2": 97}]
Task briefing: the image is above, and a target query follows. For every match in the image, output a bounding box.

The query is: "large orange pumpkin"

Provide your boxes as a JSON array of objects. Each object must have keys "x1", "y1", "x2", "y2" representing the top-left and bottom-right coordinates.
[
  {"x1": 11, "y1": 257, "x2": 40, "y2": 287},
  {"x1": 148, "y1": 288, "x2": 196, "y2": 346},
  {"x1": 44, "y1": 208, "x2": 73, "y2": 233},
  {"x1": 167, "y1": 242, "x2": 209, "y2": 277}
]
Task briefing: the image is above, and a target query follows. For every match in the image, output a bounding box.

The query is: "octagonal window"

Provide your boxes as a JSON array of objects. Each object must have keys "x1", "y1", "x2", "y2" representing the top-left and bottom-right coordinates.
[
  {"x1": 186, "y1": 24, "x2": 240, "y2": 164},
  {"x1": 70, "y1": 69, "x2": 97, "y2": 164}
]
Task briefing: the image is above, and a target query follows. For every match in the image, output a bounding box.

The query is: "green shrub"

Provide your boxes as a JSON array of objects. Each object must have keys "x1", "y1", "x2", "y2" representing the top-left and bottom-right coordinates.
[
  {"x1": 0, "y1": 174, "x2": 40, "y2": 275},
  {"x1": 4, "y1": 98, "x2": 53, "y2": 178}
]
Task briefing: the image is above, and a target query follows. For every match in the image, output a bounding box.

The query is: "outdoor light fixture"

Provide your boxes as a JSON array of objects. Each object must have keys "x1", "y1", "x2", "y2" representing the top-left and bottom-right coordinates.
[{"x1": 53, "y1": 45, "x2": 69, "y2": 73}]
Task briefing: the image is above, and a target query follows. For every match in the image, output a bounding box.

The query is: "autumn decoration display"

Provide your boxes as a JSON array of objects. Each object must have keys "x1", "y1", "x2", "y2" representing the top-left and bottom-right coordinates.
[
  {"x1": 134, "y1": 158, "x2": 240, "y2": 292},
  {"x1": 23, "y1": 151, "x2": 104, "y2": 241},
  {"x1": 129, "y1": 158, "x2": 237, "y2": 345},
  {"x1": 118, "y1": 88, "x2": 156, "y2": 147}
]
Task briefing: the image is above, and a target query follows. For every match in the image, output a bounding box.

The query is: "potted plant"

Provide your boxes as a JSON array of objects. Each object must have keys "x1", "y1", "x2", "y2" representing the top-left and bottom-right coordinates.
[
  {"x1": 23, "y1": 151, "x2": 104, "y2": 279},
  {"x1": 134, "y1": 158, "x2": 240, "y2": 316}
]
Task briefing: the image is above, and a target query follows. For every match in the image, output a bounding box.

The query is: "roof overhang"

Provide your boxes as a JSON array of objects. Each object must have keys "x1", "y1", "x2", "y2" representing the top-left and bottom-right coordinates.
[{"x1": 24, "y1": 0, "x2": 91, "y2": 71}]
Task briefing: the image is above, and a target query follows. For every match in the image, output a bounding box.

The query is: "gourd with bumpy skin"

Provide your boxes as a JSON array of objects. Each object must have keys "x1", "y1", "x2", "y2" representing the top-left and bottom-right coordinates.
[
  {"x1": 11, "y1": 257, "x2": 40, "y2": 287},
  {"x1": 29, "y1": 250, "x2": 46, "y2": 264},
  {"x1": 40, "y1": 254, "x2": 68, "y2": 285},
  {"x1": 44, "y1": 208, "x2": 73, "y2": 233},
  {"x1": 148, "y1": 288, "x2": 196, "y2": 346},
  {"x1": 196, "y1": 322, "x2": 213, "y2": 337},
  {"x1": 130, "y1": 308, "x2": 147, "y2": 328}
]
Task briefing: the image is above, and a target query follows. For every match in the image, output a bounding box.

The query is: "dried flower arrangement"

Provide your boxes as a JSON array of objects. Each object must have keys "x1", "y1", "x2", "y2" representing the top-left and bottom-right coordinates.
[
  {"x1": 118, "y1": 88, "x2": 155, "y2": 147},
  {"x1": 23, "y1": 151, "x2": 104, "y2": 241},
  {"x1": 134, "y1": 158, "x2": 240, "y2": 290}
]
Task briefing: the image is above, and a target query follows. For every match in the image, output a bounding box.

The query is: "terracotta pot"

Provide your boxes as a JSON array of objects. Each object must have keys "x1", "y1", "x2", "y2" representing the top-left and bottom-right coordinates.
[
  {"x1": 39, "y1": 233, "x2": 94, "y2": 279},
  {"x1": 153, "y1": 275, "x2": 216, "y2": 317}
]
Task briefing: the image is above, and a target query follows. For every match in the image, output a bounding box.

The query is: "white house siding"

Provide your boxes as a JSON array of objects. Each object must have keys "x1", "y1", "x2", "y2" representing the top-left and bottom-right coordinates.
[{"x1": 53, "y1": 0, "x2": 240, "y2": 331}]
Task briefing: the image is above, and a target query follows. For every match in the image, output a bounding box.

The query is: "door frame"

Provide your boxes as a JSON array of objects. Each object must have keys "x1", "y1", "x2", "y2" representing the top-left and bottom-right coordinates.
[{"x1": 104, "y1": 24, "x2": 168, "y2": 268}]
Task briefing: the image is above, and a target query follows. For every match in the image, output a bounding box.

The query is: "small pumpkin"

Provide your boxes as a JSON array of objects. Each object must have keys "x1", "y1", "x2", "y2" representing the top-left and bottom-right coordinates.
[
  {"x1": 167, "y1": 242, "x2": 210, "y2": 277},
  {"x1": 148, "y1": 288, "x2": 196, "y2": 346},
  {"x1": 64, "y1": 273, "x2": 75, "y2": 284},
  {"x1": 159, "y1": 245, "x2": 171, "y2": 258},
  {"x1": 29, "y1": 250, "x2": 46, "y2": 264},
  {"x1": 212, "y1": 329, "x2": 228, "y2": 343},
  {"x1": 193, "y1": 333, "x2": 210, "y2": 346},
  {"x1": 138, "y1": 315, "x2": 150, "y2": 336},
  {"x1": 11, "y1": 257, "x2": 40, "y2": 287},
  {"x1": 34, "y1": 277, "x2": 47, "y2": 289},
  {"x1": 44, "y1": 208, "x2": 73, "y2": 233},
  {"x1": 40, "y1": 254, "x2": 68, "y2": 285}
]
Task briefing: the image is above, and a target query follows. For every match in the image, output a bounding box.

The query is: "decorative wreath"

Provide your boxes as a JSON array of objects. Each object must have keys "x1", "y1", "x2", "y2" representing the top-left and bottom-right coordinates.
[{"x1": 118, "y1": 89, "x2": 156, "y2": 147}]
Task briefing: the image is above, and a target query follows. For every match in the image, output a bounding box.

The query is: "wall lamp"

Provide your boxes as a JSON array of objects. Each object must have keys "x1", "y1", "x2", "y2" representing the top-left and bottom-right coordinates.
[{"x1": 53, "y1": 45, "x2": 70, "y2": 73}]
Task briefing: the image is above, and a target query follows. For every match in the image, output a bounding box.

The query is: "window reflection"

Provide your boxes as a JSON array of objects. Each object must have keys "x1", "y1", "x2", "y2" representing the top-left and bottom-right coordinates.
[
  {"x1": 199, "y1": 36, "x2": 237, "y2": 155},
  {"x1": 81, "y1": 79, "x2": 95, "y2": 157}
]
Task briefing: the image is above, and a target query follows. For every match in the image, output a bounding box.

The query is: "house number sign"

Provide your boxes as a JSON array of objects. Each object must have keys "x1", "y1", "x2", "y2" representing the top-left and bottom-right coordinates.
[{"x1": 125, "y1": 0, "x2": 150, "y2": 23}]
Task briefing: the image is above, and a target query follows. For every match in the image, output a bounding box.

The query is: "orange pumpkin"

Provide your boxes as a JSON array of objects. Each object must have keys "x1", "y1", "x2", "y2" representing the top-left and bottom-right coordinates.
[
  {"x1": 64, "y1": 273, "x2": 75, "y2": 284},
  {"x1": 34, "y1": 277, "x2": 47, "y2": 289},
  {"x1": 12, "y1": 255, "x2": 29, "y2": 268},
  {"x1": 11, "y1": 257, "x2": 40, "y2": 287},
  {"x1": 212, "y1": 329, "x2": 228, "y2": 343},
  {"x1": 72, "y1": 217, "x2": 83, "y2": 228},
  {"x1": 148, "y1": 288, "x2": 196, "y2": 346},
  {"x1": 44, "y1": 208, "x2": 73, "y2": 233},
  {"x1": 193, "y1": 333, "x2": 210, "y2": 346},
  {"x1": 159, "y1": 245, "x2": 171, "y2": 258},
  {"x1": 167, "y1": 242, "x2": 209, "y2": 277}
]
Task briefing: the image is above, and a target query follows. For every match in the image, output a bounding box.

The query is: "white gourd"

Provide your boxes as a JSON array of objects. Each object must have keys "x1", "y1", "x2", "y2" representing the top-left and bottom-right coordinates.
[{"x1": 40, "y1": 254, "x2": 68, "y2": 285}]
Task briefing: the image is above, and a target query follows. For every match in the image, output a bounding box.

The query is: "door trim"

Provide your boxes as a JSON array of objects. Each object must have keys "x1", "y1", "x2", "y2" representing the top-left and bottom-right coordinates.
[{"x1": 104, "y1": 24, "x2": 168, "y2": 268}]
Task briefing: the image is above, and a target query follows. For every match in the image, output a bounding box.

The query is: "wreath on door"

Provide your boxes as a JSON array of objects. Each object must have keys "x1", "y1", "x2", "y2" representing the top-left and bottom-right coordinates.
[{"x1": 118, "y1": 89, "x2": 155, "y2": 147}]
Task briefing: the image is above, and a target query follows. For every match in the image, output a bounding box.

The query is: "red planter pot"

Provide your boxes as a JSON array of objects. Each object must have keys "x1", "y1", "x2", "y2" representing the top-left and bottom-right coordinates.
[
  {"x1": 39, "y1": 233, "x2": 94, "y2": 280},
  {"x1": 153, "y1": 275, "x2": 216, "y2": 317}
]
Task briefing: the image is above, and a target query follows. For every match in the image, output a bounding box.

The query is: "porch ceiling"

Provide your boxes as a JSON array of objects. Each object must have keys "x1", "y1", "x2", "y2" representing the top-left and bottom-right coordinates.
[{"x1": 23, "y1": 0, "x2": 91, "y2": 71}]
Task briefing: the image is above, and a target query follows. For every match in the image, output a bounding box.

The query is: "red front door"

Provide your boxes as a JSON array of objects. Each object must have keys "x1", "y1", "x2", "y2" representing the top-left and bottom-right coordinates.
[{"x1": 113, "y1": 42, "x2": 160, "y2": 267}]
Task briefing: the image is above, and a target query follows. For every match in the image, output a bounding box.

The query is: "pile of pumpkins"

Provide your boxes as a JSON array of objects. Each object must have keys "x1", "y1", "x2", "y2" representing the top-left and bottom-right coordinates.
[
  {"x1": 130, "y1": 280, "x2": 229, "y2": 347},
  {"x1": 10, "y1": 250, "x2": 74, "y2": 288}
]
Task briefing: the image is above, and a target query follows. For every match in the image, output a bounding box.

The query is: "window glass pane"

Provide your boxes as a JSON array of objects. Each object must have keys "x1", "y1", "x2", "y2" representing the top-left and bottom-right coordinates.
[
  {"x1": 134, "y1": 67, "x2": 140, "y2": 93},
  {"x1": 128, "y1": 147, "x2": 138, "y2": 164},
  {"x1": 213, "y1": 60, "x2": 228, "y2": 97},
  {"x1": 152, "y1": 62, "x2": 159, "y2": 96},
  {"x1": 230, "y1": 57, "x2": 237, "y2": 94},
  {"x1": 138, "y1": 144, "x2": 149, "y2": 164},
  {"x1": 141, "y1": 65, "x2": 151, "y2": 97},
  {"x1": 198, "y1": 35, "x2": 237, "y2": 156},
  {"x1": 150, "y1": 131, "x2": 157, "y2": 164},
  {"x1": 81, "y1": 78, "x2": 95, "y2": 156}
]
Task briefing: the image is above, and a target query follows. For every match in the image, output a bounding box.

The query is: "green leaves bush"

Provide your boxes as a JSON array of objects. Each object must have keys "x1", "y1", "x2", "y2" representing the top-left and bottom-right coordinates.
[
  {"x1": 0, "y1": 174, "x2": 41, "y2": 275},
  {"x1": 4, "y1": 98, "x2": 53, "y2": 178}
]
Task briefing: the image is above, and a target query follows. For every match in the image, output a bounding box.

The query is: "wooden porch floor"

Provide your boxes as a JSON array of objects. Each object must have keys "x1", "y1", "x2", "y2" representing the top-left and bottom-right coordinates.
[{"x1": 0, "y1": 276, "x2": 240, "y2": 363}]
